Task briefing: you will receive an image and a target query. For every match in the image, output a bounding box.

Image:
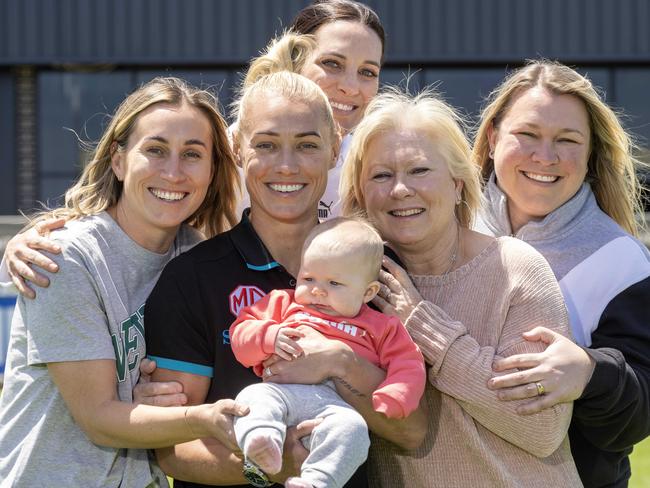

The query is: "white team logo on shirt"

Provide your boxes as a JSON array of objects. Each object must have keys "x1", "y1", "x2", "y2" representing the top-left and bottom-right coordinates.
[
  {"x1": 229, "y1": 285, "x2": 266, "y2": 316},
  {"x1": 294, "y1": 311, "x2": 359, "y2": 337}
]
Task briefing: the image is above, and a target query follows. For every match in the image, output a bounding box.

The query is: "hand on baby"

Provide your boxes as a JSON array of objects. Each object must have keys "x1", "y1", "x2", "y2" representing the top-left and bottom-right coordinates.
[{"x1": 275, "y1": 328, "x2": 305, "y2": 361}]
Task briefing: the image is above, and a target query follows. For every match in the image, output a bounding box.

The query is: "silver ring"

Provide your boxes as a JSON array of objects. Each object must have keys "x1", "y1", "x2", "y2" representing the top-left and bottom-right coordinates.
[
  {"x1": 264, "y1": 366, "x2": 273, "y2": 377},
  {"x1": 535, "y1": 382, "x2": 545, "y2": 396}
]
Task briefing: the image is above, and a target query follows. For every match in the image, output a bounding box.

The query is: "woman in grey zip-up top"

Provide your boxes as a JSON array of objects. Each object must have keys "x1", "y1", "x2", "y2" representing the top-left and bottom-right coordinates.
[{"x1": 474, "y1": 60, "x2": 650, "y2": 488}]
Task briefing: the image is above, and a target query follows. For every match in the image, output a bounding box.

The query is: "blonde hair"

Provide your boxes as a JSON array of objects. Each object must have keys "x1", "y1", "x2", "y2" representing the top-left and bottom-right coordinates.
[
  {"x1": 303, "y1": 216, "x2": 384, "y2": 280},
  {"x1": 243, "y1": 31, "x2": 317, "y2": 88},
  {"x1": 40, "y1": 77, "x2": 239, "y2": 238},
  {"x1": 341, "y1": 87, "x2": 481, "y2": 228},
  {"x1": 234, "y1": 71, "x2": 337, "y2": 144},
  {"x1": 473, "y1": 59, "x2": 645, "y2": 236}
]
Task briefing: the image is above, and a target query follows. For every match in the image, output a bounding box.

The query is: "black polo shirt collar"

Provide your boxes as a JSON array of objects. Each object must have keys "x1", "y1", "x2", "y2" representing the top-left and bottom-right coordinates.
[{"x1": 230, "y1": 209, "x2": 281, "y2": 272}]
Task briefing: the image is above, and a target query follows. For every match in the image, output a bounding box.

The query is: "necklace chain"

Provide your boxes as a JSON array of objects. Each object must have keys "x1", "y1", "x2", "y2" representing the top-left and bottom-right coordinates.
[{"x1": 435, "y1": 223, "x2": 460, "y2": 303}]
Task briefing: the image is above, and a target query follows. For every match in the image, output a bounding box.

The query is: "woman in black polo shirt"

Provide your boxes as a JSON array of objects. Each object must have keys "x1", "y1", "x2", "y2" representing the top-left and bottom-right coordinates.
[{"x1": 144, "y1": 72, "x2": 427, "y2": 488}]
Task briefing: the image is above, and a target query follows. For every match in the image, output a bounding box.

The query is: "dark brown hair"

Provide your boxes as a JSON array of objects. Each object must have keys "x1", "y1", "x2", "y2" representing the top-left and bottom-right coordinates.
[{"x1": 291, "y1": 0, "x2": 385, "y2": 61}]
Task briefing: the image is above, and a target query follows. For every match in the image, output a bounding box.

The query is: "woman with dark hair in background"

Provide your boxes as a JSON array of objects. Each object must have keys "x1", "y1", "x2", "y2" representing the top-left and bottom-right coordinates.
[
  {"x1": 291, "y1": 0, "x2": 384, "y2": 219},
  {"x1": 291, "y1": 0, "x2": 385, "y2": 134},
  {"x1": 236, "y1": 0, "x2": 385, "y2": 219}
]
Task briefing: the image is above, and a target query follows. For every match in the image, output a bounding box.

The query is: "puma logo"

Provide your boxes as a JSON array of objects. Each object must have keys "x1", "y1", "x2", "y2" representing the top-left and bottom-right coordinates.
[{"x1": 318, "y1": 200, "x2": 334, "y2": 219}]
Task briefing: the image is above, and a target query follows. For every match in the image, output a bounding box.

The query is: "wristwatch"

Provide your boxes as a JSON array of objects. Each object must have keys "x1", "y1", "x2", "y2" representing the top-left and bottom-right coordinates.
[{"x1": 242, "y1": 459, "x2": 272, "y2": 487}]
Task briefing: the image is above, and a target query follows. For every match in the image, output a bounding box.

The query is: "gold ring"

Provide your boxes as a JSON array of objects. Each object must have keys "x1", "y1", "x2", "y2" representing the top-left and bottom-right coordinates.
[
  {"x1": 535, "y1": 382, "x2": 545, "y2": 396},
  {"x1": 264, "y1": 367, "x2": 273, "y2": 377}
]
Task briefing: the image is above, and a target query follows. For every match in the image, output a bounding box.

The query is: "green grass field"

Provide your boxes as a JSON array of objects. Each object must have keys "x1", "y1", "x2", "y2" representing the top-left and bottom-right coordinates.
[{"x1": 630, "y1": 436, "x2": 650, "y2": 488}]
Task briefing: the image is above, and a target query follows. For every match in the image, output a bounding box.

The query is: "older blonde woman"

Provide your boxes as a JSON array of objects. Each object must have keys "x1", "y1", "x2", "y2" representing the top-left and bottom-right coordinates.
[
  {"x1": 475, "y1": 60, "x2": 650, "y2": 488},
  {"x1": 340, "y1": 88, "x2": 582, "y2": 487}
]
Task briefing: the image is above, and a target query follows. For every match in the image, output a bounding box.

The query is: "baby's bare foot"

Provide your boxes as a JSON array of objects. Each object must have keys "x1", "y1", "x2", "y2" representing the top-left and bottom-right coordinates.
[
  {"x1": 284, "y1": 477, "x2": 314, "y2": 488},
  {"x1": 244, "y1": 433, "x2": 282, "y2": 475}
]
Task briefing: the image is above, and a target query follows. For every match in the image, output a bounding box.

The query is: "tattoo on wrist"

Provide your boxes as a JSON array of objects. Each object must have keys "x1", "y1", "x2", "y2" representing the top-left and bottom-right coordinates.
[{"x1": 333, "y1": 377, "x2": 365, "y2": 398}]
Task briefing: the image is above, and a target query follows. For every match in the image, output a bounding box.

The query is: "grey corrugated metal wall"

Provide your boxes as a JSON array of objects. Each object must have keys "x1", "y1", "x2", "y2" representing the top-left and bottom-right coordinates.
[
  {"x1": 380, "y1": 0, "x2": 650, "y2": 63},
  {"x1": 1, "y1": 0, "x2": 649, "y2": 65},
  {"x1": 2, "y1": 0, "x2": 650, "y2": 215},
  {"x1": 0, "y1": 0, "x2": 303, "y2": 65}
]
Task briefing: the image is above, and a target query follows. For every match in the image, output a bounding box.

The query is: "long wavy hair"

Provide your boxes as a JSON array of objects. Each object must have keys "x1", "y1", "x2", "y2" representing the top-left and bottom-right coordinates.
[
  {"x1": 41, "y1": 77, "x2": 239, "y2": 238},
  {"x1": 473, "y1": 60, "x2": 645, "y2": 236}
]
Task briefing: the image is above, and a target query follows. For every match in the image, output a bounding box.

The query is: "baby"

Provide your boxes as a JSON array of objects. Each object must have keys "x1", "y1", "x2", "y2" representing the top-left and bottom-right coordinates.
[{"x1": 230, "y1": 217, "x2": 426, "y2": 488}]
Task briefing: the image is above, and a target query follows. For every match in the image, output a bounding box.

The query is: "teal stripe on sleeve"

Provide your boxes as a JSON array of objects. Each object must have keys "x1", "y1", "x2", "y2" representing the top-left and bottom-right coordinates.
[
  {"x1": 147, "y1": 355, "x2": 214, "y2": 377},
  {"x1": 246, "y1": 261, "x2": 280, "y2": 271}
]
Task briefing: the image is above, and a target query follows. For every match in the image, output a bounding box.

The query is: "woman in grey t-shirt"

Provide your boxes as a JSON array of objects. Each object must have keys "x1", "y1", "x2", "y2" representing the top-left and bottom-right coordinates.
[{"x1": 0, "y1": 77, "x2": 247, "y2": 487}]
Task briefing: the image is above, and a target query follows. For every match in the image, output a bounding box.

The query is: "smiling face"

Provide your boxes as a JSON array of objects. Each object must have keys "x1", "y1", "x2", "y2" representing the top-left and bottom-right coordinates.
[
  {"x1": 361, "y1": 129, "x2": 460, "y2": 253},
  {"x1": 489, "y1": 87, "x2": 591, "y2": 232},
  {"x1": 294, "y1": 240, "x2": 378, "y2": 317},
  {"x1": 110, "y1": 102, "x2": 213, "y2": 252},
  {"x1": 300, "y1": 20, "x2": 382, "y2": 134},
  {"x1": 237, "y1": 92, "x2": 337, "y2": 227}
]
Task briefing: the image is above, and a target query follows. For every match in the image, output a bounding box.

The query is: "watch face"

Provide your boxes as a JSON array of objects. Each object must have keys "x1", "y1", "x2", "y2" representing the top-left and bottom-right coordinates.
[{"x1": 243, "y1": 460, "x2": 271, "y2": 487}]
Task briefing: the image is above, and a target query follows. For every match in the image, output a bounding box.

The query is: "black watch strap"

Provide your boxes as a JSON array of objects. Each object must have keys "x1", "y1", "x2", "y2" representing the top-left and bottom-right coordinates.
[{"x1": 242, "y1": 460, "x2": 272, "y2": 487}]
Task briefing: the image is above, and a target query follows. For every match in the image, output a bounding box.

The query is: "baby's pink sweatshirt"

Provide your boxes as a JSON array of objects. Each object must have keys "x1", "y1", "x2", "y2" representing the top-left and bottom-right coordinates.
[{"x1": 230, "y1": 289, "x2": 426, "y2": 419}]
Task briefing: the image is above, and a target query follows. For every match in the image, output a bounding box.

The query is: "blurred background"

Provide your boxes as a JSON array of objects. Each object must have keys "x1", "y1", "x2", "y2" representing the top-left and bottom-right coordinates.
[
  {"x1": 1, "y1": 0, "x2": 650, "y2": 224},
  {"x1": 0, "y1": 0, "x2": 649, "y2": 482}
]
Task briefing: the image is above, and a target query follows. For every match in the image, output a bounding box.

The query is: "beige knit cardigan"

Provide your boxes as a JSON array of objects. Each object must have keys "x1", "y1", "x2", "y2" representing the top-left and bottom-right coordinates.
[{"x1": 368, "y1": 237, "x2": 583, "y2": 487}]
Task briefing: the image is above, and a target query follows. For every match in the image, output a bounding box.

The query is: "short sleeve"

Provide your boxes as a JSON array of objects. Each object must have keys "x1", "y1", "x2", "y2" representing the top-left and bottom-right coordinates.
[
  {"x1": 25, "y1": 243, "x2": 115, "y2": 365},
  {"x1": 145, "y1": 255, "x2": 215, "y2": 378}
]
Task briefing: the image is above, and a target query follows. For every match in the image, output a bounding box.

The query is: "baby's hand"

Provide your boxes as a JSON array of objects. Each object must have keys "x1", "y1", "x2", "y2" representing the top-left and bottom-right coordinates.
[{"x1": 275, "y1": 328, "x2": 305, "y2": 361}]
